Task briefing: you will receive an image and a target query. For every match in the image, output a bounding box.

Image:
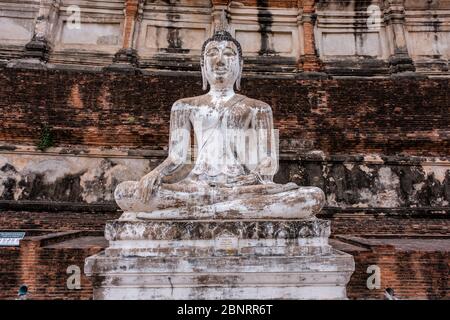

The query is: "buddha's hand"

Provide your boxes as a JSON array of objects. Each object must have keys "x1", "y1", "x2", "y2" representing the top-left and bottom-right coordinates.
[
  {"x1": 250, "y1": 158, "x2": 276, "y2": 182},
  {"x1": 249, "y1": 171, "x2": 273, "y2": 185},
  {"x1": 137, "y1": 171, "x2": 163, "y2": 203}
]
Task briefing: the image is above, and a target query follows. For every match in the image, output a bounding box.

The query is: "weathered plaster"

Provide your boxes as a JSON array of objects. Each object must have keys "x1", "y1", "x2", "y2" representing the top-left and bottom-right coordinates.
[
  {"x1": 1, "y1": 147, "x2": 449, "y2": 209},
  {"x1": 0, "y1": 149, "x2": 152, "y2": 203}
]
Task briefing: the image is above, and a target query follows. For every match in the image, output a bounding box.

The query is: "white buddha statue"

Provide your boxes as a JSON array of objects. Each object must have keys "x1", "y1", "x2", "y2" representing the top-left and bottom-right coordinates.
[{"x1": 114, "y1": 29, "x2": 325, "y2": 220}]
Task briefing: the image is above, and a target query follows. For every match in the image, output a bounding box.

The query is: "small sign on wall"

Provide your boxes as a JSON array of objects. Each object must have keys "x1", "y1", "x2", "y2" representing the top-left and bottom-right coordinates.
[
  {"x1": 214, "y1": 231, "x2": 239, "y2": 255},
  {"x1": 0, "y1": 232, "x2": 25, "y2": 246}
]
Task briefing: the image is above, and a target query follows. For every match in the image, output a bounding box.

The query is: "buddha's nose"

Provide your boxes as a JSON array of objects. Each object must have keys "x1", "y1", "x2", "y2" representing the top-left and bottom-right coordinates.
[{"x1": 217, "y1": 53, "x2": 226, "y2": 65}]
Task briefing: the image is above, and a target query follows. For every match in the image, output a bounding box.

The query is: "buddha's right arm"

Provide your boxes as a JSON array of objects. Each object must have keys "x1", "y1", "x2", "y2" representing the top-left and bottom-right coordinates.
[
  {"x1": 139, "y1": 102, "x2": 191, "y2": 184},
  {"x1": 160, "y1": 102, "x2": 192, "y2": 175}
]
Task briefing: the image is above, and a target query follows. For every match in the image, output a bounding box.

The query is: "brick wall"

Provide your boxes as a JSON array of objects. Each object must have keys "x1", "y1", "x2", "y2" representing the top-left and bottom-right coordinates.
[
  {"x1": 0, "y1": 247, "x2": 21, "y2": 299},
  {"x1": 324, "y1": 214, "x2": 449, "y2": 235},
  {"x1": 0, "y1": 67, "x2": 448, "y2": 156},
  {"x1": 334, "y1": 238, "x2": 449, "y2": 300},
  {"x1": 0, "y1": 211, "x2": 120, "y2": 232},
  {"x1": 0, "y1": 231, "x2": 104, "y2": 300},
  {"x1": 30, "y1": 246, "x2": 103, "y2": 300}
]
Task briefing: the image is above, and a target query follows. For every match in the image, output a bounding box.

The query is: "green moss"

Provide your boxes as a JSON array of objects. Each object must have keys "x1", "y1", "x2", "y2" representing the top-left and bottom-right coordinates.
[{"x1": 37, "y1": 125, "x2": 54, "y2": 151}]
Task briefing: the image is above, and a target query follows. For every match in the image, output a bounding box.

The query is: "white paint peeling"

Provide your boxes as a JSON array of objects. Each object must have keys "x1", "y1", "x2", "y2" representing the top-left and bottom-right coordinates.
[
  {"x1": 0, "y1": 153, "x2": 152, "y2": 203},
  {"x1": 359, "y1": 165, "x2": 372, "y2": 174},
  {"x1": 363, "y1": 154, "x2": 384, "y2": 163},
  {"x1": 344, "y1": 163, "x2": 354, "y2": 171},
  {"x1": 413, "y1": 182, "x2": 425, "y2": 191},
  {"x1": 422, "y1": 165, "x2": 448, "y2": 183}
]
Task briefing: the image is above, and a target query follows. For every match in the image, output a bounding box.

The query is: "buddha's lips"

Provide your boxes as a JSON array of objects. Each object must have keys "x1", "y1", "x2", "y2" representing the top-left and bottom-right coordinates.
[{"x1": 213, "y1": 69, "x2": 228, "y2": 75}]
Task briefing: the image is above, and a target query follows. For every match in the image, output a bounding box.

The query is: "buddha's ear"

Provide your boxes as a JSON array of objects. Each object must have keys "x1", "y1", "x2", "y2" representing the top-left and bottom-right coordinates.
[
  {"x1": 235, "y1": 61, "x2": 243, "y2": 91},
  {"x1": 201, "y1": 59, "x2": 208, "y2": 91}
]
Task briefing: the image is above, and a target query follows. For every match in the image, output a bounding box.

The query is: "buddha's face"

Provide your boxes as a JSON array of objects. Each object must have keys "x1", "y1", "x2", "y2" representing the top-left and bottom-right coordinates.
[{"x1": 203, "y1": 40, "x2": 241, "y2": 90}]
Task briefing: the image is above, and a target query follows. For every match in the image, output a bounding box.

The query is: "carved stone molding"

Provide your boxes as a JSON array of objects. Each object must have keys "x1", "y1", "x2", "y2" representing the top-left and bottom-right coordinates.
[{"x1": 105, "y1": 219, "x2": 331, "y2": 241}]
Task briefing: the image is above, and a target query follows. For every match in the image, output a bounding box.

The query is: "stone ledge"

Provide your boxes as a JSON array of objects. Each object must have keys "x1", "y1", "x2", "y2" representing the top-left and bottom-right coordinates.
[
  {"x1": 0, "y1": 200, "x2": 119, "y2": 213},
  {"x1": 105, "y1": 237, "x2": 332, "y2": 257},
  {"x1": 1, "y1": 202, "x2": 448, "y2": 217},
  {"x1": 2, "y1": 144, "x2": 449, "y2": 164}
]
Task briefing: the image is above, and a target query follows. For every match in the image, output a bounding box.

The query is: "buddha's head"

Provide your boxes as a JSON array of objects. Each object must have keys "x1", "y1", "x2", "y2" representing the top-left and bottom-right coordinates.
[{"x1": 201, "y1": 30, "x2": 243, "y2": 91}]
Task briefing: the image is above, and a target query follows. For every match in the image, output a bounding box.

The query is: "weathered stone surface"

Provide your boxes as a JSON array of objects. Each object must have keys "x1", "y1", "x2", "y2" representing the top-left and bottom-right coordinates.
[
  {"x1": 1, "y1": 148, "x2": 448, "y2": 213},
  {"x1": 0, "y1": 149, "x2": 151, "y2": 203}
]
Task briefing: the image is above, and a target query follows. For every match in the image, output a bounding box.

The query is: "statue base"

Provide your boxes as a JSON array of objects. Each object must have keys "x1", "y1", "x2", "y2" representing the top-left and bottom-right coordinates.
[{"x1": 85, "y1": 218, "x2": 355, "y2": 300}]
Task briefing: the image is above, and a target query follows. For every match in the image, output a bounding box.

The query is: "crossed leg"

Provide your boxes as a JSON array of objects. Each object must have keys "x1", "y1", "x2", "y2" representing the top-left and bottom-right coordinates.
[{"x1": 114, "y1": 180, "x2": 325, "y2": 220}]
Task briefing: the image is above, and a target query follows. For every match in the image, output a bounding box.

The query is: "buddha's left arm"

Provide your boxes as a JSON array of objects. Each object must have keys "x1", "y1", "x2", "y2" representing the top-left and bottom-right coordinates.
[{"x1": 251, "y1": 103, "x2": 279, "y2": 182}]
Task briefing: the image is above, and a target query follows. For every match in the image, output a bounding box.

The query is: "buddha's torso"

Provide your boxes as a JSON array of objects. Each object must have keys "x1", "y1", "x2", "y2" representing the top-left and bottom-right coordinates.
[{"x1": 181, "y1": 95, "x2": 256, "y2": 185}]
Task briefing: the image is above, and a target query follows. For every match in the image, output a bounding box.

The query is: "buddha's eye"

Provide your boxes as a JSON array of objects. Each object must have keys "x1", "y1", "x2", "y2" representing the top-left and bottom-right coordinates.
[
  {"x1": 223, "y1": 48, "x2": 236, "y2": 56},
  {"x1": 206, "y1": 48, "x2": 219, "y2": 56}
]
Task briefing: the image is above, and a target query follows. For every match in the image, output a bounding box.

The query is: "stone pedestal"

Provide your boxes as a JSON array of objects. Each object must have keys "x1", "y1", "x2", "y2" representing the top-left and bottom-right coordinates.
[{"x1": 85, "y1": 218, "x2": 354, "y2": 300}]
